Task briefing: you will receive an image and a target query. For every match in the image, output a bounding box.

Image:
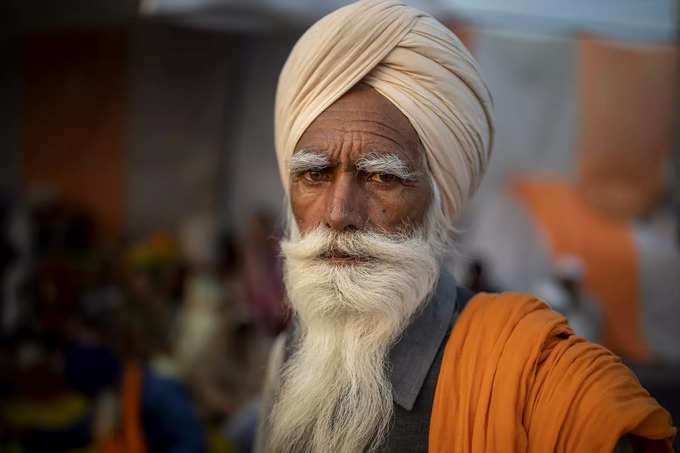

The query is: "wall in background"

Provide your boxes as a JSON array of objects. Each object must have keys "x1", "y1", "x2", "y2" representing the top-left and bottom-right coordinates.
[
  {"x1": 127, "y1": 24, "x2": 233, "y2": 237},
  {"x1": 21, "y1": 31, "x2": 127, "y2": 241}
]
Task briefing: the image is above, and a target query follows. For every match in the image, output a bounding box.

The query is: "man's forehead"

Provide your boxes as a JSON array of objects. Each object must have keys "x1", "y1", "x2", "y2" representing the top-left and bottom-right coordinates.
[
  {"x1": 293, "y1": 85, "x2": 424, "y2": 165},
  {"x1": 321, "y1": 84, "x2": 414, "y2": 130},
  {"x1": 293, "y1": 135, "x2": 410, "y2": 158}
]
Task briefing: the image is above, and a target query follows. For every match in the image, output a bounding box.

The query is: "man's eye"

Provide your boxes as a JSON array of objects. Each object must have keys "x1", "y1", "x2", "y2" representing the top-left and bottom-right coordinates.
[
  {"x1": 368, "y1": 173, "x2": 398, "y2": 184},
  {"x1": 303, "y1": 170, "x2": 325, "y2": 182}
]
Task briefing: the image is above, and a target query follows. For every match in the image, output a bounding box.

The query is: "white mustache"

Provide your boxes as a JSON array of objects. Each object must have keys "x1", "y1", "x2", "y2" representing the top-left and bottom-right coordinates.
[{"x1": 281, "y1": 226, "x2": 424, "y2": 265}]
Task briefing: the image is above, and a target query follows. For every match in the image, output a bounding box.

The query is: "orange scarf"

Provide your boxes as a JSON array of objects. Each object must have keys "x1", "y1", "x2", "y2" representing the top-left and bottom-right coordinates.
[{"x1": 429, "y1": 293, "x2": 675, "y2": 453}]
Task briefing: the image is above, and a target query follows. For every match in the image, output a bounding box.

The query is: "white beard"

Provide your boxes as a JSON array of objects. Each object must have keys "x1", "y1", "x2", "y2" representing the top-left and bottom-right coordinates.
[{"x1": 267, "y1": 222, "x2": 441, "y2": 453}]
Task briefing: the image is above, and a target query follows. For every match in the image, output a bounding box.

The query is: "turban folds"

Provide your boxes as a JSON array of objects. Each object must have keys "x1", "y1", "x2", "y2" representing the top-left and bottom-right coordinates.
[{"x1": 275, "y1": 0, "x2": 494, "y2": 227}]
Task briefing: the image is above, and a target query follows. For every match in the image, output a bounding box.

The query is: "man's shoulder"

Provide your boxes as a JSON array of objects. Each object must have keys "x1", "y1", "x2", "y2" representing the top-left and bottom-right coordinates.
[
  {"x1": 446, "y1": 291, "x2": 573, "y2": 362},
  {"x1": 458, "y1": 291, "x2": 558, "y2": 330},
  {"x1": 432, "y1": 292, "x2": 675, "y2": 452}
]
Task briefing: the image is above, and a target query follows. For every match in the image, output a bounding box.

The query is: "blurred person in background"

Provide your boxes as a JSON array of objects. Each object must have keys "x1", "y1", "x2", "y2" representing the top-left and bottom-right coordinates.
[
  {"x1": 242, "y1": 211, "x2": 288, "y2": 337},
  {"x1": 531, "y1": 256, "x2": 601, "y2": 343},
  {"x1": 113, "y1": 232, "x2": 206, "y2": 453},
  {"x1": 462, "y1": 258, "x2": 498, "y2": 294},
  {"x1": 0, "y1": 198, "x2": 103, "y2": 452},
  {"x1": 167, "y1": 212, "x2": 271, "y2": 452},
  {"x1": 254, "y1": 1, "x2": 676, "y2": 452},
  {"x1": 0, "y1": 195, "x2": 207, "y2": 453}
]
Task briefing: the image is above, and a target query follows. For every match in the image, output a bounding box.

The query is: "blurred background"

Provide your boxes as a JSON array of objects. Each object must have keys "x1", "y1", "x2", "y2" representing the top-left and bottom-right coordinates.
[{"x1": 0, "y1": 0, "x2": 678, "y2": 451}]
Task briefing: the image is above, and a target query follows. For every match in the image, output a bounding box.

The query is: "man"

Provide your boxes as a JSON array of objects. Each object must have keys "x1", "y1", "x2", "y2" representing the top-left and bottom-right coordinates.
[{"x1": 255, "y1": 1, "x2": 676, "y2": 452}]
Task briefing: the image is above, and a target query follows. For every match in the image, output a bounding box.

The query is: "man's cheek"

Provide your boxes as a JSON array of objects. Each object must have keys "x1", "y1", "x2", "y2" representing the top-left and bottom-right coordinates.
[{"x1": 290, "y1": 200, "x2": 316, "y2": 234}]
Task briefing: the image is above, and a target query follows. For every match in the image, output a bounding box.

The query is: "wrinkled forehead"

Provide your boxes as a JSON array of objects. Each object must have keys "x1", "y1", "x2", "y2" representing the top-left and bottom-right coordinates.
[{"x1": 292, "y1": 84, "x2": 427, "y2": 168}]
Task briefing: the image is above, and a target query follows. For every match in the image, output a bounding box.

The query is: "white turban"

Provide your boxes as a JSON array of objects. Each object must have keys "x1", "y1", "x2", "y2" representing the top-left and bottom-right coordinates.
[{"x1": 275, "y1": 0, "x2": 494, "y2": 228}]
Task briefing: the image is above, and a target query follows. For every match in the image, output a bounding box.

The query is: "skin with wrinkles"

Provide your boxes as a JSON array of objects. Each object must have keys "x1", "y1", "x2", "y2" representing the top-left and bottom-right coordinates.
[{"x1": 290, "y1": 84, "x2": 433, "y2": 241}]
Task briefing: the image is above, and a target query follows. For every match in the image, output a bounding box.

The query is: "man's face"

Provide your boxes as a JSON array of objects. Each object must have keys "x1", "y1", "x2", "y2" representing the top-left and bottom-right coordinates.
[
  {"x1": 289, "y1": 85, "x2": 433, "y2": 250},
  {"x1": 274, "y1": 87, "x2": 442, "y2": 453}
]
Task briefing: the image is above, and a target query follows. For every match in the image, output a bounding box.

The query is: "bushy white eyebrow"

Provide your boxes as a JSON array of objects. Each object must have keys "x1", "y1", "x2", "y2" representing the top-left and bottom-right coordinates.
[
  {"x1": 288, "y1": 150, "x2": 331, "y2": 175},
  {"x1": 356, "y1": 153, "x2": 416, "y2": 181}
]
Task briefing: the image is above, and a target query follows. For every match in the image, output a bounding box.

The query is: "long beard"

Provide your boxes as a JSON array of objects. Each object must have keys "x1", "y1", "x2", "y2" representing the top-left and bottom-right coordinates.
[{"x1": 267, "y1": 225, "x2": 440, "y2": 453}]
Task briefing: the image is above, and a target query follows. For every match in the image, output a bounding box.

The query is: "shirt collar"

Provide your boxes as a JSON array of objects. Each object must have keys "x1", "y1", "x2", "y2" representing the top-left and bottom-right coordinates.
[{"x1": 387, "y1": 271, "x2": 458, "y2": 411}]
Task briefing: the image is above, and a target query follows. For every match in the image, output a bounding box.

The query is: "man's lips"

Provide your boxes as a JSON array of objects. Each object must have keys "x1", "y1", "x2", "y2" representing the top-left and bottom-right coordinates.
[{"x1": 320, "y1": 251, "x2": 369, "y2": 264}]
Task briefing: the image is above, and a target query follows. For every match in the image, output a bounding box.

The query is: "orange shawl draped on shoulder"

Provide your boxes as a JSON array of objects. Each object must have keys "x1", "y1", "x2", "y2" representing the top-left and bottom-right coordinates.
[{"x1": 429, "y1": 293, "x2": 675, "y2": 453}]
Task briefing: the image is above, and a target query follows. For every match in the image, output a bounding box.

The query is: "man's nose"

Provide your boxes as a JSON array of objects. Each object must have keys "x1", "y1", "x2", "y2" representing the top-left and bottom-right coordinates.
[{"x1": 324, "y1": 174, "x2": 364, "y2": 232}]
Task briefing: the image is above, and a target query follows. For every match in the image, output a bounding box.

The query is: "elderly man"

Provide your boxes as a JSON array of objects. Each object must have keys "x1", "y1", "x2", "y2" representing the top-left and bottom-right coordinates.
[{"x1": 254, "y1": 1, "x2": 676, "y2": 452}]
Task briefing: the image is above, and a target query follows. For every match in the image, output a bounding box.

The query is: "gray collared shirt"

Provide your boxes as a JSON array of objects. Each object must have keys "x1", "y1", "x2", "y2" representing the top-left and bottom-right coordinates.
[{"x1": 388, "y1": 271, "x2": 460, "y2": 412}]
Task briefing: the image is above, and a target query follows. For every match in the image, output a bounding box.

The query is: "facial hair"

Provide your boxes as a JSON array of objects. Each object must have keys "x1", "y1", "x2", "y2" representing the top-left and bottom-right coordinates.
[{"x1": 267, "y1": 224, "x2": 440, "y2": 453}]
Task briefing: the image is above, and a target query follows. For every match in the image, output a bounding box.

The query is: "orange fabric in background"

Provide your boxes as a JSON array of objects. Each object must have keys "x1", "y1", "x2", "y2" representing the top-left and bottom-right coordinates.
[
  {"x1": 576, "y1": 36, "x2": 677, "y2": 219},
  {"x1": 21, "y1": 31, "x2": 127, "y2": 242},
  {"x1": 429, "y1": 293, "x2": 675, "y2": 453},
  {"x1": 98, "y1": 364, "x2": 147, "y2": 453},
  {"x1": 512, "y1": 179, "x2": 652, "y2": 362}
]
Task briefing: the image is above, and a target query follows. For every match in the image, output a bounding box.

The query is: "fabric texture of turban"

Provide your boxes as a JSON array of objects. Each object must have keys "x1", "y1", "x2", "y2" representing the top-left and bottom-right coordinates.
[{"x1": 274, "y1": 0, "x2": 494, "y2": 227}]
